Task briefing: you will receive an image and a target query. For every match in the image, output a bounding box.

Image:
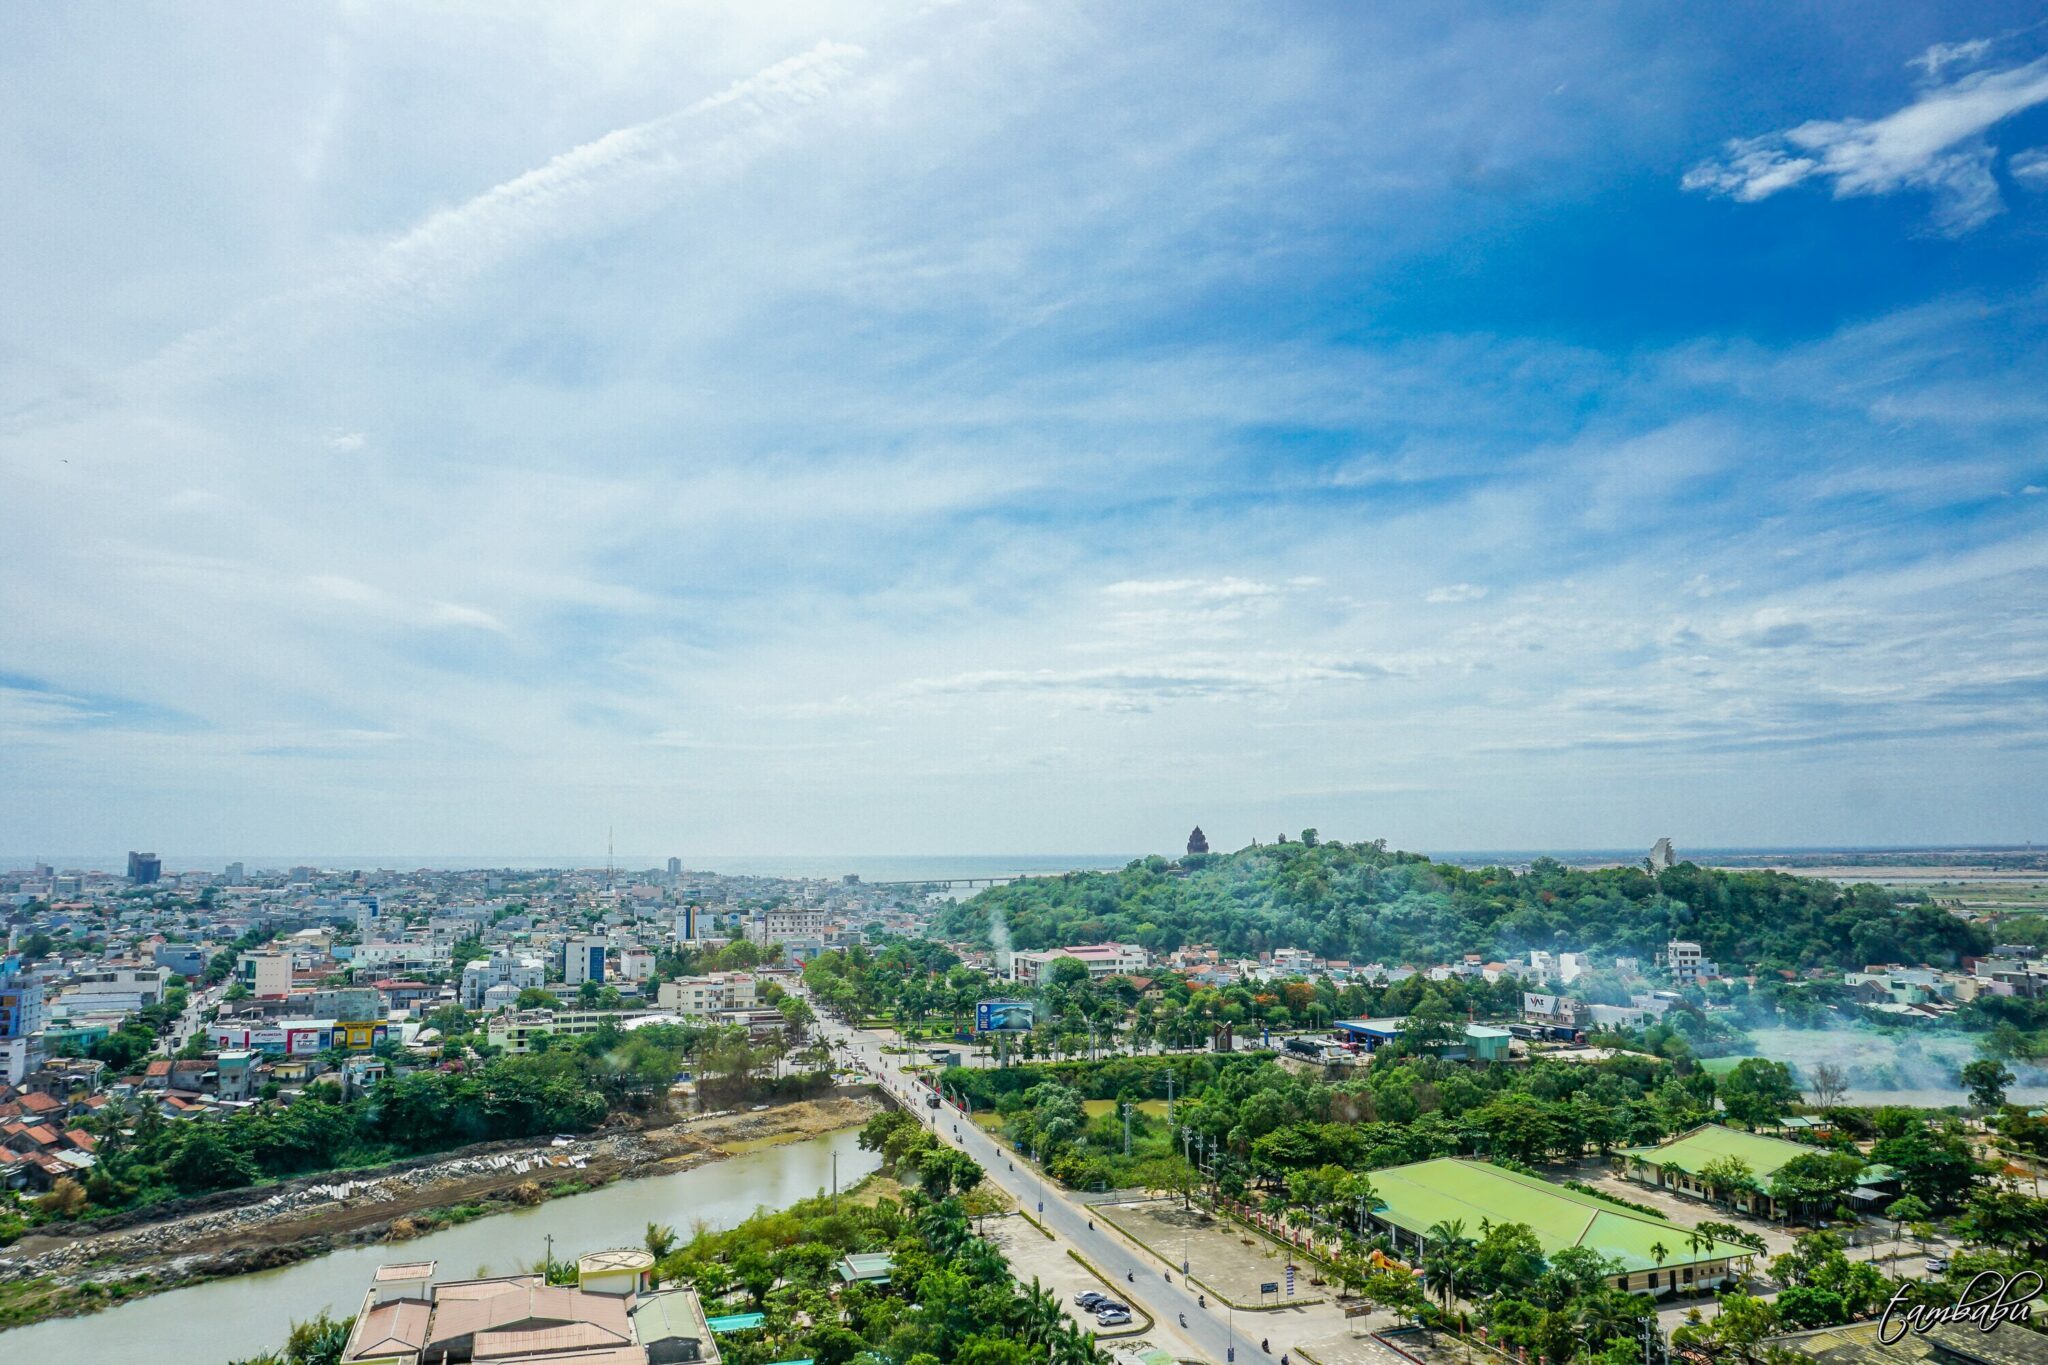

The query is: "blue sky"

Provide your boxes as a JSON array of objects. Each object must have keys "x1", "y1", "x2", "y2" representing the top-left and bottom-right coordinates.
[{"x1": 4, "y1": 2, "x2": 2048, "y2": 860}]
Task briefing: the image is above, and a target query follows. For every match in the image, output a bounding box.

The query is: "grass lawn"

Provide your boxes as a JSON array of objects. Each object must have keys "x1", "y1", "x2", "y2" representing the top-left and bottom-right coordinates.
[{"x1": 1082, "y1": 1099, "x2": 1171, "y2": 1119}]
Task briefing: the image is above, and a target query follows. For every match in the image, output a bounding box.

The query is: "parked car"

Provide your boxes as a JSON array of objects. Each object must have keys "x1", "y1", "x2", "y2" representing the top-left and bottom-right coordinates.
[
  {"x1": 1927, "y1": 1256, "x2": 1950, "y2": 1273},
  {"x1": 1096, "y1": 1309, "x2": 1132, "y2": 1326},
  {"x1": 1074, "y1": 1291, "x2": 1107, "y2": 1308}
]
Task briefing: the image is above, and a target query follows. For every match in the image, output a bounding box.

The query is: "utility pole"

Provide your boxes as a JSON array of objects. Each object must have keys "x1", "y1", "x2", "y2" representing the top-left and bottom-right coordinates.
[
  {"x1": 544, "y1": 1232, "x2": 555, "y2": 1277},
  {"x1": 1122, "y1": 1101, "x2": 1133, "y2": 1156}
]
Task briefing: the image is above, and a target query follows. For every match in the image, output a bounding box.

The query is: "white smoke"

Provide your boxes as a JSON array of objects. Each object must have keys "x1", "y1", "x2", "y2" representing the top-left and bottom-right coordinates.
[
  {"x1": 989, "y1": 903, "x2": 1013, "y2": 976},
  {"x1": 1742, "y1": 1024, "x2": 2048, "y2": 1105}
]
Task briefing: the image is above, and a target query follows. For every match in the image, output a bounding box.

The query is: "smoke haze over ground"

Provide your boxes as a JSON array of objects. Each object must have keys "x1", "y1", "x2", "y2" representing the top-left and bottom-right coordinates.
[{"x1": 1731, "y1": 1025, "x2": 2048, "y2": 1107}]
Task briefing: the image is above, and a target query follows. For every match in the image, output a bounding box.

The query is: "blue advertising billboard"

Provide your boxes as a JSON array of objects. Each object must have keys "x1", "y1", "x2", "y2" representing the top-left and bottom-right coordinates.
[{"x1": 975, "y1": 999, "x2": 1035, "y2": 1033}]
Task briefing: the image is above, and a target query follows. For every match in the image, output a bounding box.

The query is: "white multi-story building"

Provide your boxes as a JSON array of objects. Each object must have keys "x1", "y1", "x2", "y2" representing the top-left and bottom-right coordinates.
[
  {"x1": 1660, "y1": 939, "x2": 1718, "y2": 984},
  {"x1": 460, "y1": 950, "x2": 546, "y2": 1009},
  {"x1": 656, "y1": 972, "x2": 757, "y2": 1019},
  {"x1": 487, "y1": 1007, "x2": 662, "y2": 1054},
  {"x1": 1008, "y1": 943, "x2": 1148, "y2": 984},
  {"x1": 0, "y1": 955, "x2": 44, "y2": 1086},
  {"x1": 53, "y1": 965, "x2": 171, "y2": 1015},
  {"x1": 346, "y1": 941, "x2": 452, "y2": 976},
  {"x1": 747, "y1": 906, "x2": 828, "y2": 946},
  {"x1": 563, "y1": 934, "x2": 609, "y2": 987},
  {"x1": 238, "y1": 951, "x2": 295, "y2": 999}
]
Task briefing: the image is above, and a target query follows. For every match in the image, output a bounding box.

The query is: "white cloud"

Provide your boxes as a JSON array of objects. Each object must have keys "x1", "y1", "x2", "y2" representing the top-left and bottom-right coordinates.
[
  {"x1": 134, "y1": 39, "x2": 870, "y2": 391},
  {"x1": 1683, "y1": 49, "x2": 2048, "y2": 233},
  {"x1": 0, "y1": 683, "x2": 103, "y2": 740},
  {"x1": 890, "y1": 656, "x2": 1402, "y2": 710},
  {"x1": 1910, "y1": 39, "x2": 1992, "y2": 80},
  {"x1": 5, "y1": 7, "x2": 2048, "y2": 856},
  {"x1": 2013, "y1": 147, "x2": 2048, "y2": 188}
]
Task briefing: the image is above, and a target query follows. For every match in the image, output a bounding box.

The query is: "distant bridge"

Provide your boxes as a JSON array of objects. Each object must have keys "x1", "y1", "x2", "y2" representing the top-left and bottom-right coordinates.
[{"x1": 863, "y1": 870, "x2": 1094, "y2": 890}]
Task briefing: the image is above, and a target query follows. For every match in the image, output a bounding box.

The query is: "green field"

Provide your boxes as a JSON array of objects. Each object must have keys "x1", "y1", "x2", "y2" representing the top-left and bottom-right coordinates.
[
  {"x1": 971, "y1": 1099, "x2": 1171, "y2": 1132},
  {"x1": 1082, "y1": 1099, "x2": 1171, "y2": 1119}
]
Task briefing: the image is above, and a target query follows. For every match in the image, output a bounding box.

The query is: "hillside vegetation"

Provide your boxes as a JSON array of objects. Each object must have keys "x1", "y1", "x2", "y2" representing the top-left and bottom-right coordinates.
[{"x1": 933, "y1": 839, "x2": 1983, "y2": 972}]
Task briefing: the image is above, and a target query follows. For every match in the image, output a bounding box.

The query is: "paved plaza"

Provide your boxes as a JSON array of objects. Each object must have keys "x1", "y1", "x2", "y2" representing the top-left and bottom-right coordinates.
[{"x1": 1101, "y1": 1198, "x2": 1322, "y2": 1309}]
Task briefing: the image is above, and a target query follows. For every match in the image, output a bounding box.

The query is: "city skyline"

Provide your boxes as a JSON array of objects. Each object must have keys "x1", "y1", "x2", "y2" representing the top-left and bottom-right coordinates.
[{"x1": 6, "y1": 4, "x2": 2048, "y2": 856}]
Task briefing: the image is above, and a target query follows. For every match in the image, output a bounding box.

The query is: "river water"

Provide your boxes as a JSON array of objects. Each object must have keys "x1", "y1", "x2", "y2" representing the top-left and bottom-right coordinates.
[{"x1": 5, "y1": 1127, "x2": 879, "y2": 1365}]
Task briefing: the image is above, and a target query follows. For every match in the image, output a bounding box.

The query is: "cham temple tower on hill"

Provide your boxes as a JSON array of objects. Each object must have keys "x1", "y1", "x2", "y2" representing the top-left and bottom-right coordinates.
[{"x1": 1186, "y1": 826, "x2": 1209, "y2": 855}]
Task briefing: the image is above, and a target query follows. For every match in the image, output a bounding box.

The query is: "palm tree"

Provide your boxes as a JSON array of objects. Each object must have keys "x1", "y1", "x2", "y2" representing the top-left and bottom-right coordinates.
[
  {"x1": 1573, "y1": 1284, "x2": 1640, "y2": 1344},
  {"x1": 1424, "y1": 1218, "x2": 1474, "y2": 1309},
  {"x1": 1053, "y1": 1318, "x2": 1098, "y2": 1365},
  {"x1": 1016, "y1": 1277, "x2": 1064, "y2": 1348},
  {"x1": 644, "y1": 1221, "x2": 678, "y2": 1262}
]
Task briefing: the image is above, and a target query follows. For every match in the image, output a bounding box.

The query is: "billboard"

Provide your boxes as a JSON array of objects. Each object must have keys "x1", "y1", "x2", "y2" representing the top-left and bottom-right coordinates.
[
  {"x1": 975, "y1": 999, "x2": 1035, "y2": 1034},
  {"x1": 332, "y1": 1021, "x2": 388, "y2": 1052}
]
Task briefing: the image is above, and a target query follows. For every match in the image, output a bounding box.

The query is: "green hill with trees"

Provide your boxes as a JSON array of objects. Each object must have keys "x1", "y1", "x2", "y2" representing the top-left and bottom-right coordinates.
[{"x1": 933, "y1": 837, "x2": 1983, "y2": 972}]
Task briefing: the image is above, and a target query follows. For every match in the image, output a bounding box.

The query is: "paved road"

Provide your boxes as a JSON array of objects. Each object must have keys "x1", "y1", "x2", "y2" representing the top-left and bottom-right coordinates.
[
  {"x1": 154, "y1": 982, "x2": 221, "y2": 1056},
  {"x1": 813, "y1": 1001, "x2": 1328, "y2": 1364}
]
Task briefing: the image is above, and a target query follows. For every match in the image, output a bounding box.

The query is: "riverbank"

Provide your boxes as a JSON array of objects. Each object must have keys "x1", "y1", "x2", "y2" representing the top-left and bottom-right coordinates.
[{"x1": 0, "y1": 1092, "x2": 877, "y2": 1333}]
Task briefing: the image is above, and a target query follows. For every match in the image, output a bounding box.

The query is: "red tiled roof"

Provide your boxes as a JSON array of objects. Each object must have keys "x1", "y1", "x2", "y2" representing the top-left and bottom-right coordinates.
[{"x1": 344, "y1": 1297, "x2": 433, "y2": 1363}]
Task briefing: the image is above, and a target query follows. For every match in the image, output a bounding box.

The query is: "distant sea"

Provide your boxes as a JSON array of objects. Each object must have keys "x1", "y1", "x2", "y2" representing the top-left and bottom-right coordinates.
[
  {"x1": 9, "y1": 845, "x2": 2033, "y2": 882},
  {"x1": 2, "y1": 853, "x2": 1142, "y2": 883}
]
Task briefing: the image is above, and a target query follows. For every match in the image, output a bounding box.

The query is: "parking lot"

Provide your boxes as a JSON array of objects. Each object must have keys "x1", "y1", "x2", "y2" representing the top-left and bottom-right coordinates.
[{"x1": 983, "y1": 1213, "x2": 1150, "y2": 1337}]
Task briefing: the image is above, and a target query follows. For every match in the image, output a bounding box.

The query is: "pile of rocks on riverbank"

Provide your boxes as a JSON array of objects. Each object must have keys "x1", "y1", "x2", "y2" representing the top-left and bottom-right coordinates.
[{"x1": 0, "y1": 1130, "x2": 661, "y2": 1285}]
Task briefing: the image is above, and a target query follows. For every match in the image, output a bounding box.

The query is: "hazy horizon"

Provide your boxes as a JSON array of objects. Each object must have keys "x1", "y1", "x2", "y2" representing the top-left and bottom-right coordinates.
[{"x1": 11, "y1": 840, "x2": 2043, "y2": 881}]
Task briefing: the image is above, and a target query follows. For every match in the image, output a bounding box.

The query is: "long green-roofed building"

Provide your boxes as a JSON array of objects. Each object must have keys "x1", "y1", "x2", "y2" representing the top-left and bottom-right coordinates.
[
  {"x1": 1618, "y1": 1124, "x2": 1849, "y2": 1220},
  {"x1": 1366, "y1": 1158, "x2": 1756, "y2": 1298}
]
